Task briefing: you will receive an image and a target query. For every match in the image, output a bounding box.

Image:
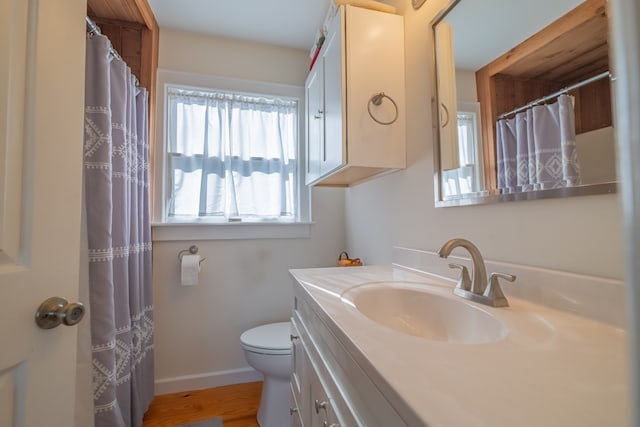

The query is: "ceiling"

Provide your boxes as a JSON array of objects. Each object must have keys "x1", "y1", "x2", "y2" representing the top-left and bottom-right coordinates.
[
  {"x1": 444, "y1": 0, "x2": 585, "y2": 71},
  {"x1": 147, "y1": 0, "x2": 332, "y2": 51}
]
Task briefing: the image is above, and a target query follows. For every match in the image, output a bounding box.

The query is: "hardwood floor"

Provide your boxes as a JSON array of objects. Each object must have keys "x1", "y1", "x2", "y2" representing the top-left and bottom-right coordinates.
[{"x1": 142, "y1": 381, "x2": 262, "y2": 427}]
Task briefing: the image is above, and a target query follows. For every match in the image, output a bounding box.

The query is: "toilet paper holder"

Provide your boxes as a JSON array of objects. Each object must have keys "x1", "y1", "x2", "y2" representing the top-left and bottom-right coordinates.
[{"x1": 178, "y1": 245, "x2": 206, "y2": 265}]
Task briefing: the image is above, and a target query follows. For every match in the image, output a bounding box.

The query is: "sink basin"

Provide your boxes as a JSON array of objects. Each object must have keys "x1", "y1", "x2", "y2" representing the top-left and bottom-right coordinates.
[{"x1": 344, "y1": 284, "x2": 508, "y2": 344}]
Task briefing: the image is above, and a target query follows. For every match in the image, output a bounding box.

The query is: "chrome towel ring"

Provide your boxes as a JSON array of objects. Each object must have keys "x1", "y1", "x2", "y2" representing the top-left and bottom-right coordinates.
[{"x1": 367, "y1": 92, "x2": 398, "y2": 125}]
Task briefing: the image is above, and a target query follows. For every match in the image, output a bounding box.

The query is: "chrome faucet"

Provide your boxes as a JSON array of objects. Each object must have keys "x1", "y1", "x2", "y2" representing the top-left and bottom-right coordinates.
[{"x1": 437, "y1": 238, "x2": 515, "y2": 307}]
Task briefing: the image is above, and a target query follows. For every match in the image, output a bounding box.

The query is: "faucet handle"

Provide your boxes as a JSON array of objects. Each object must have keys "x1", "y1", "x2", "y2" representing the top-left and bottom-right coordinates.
[
  {"x1": 489, "y1": 272, "x2": 516, "y2": 284},
  {"x1": 448, "y1": 263, "x2": 471, "y2": 291},
  {"x1": 484, "y1": 272, "x2": 516, "y2": 307}
]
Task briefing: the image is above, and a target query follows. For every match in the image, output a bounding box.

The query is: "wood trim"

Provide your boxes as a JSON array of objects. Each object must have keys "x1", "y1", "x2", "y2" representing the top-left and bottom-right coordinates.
[
  {"x1": 474, "y1": 0, "x2": 607, "y2": 191},
  {"x1": 87, "y1": 0, "x2": 145, "y2": 23},
  {"x1": 88, "y1": 17, "x2": 145, "y2": 82},
  {"x1": 133, "y1": 0, "x2": 158, "y2": 29},
  {"x1": 140, "y1": 19, "x2": 158, "y2": 208},
  {"x1": 478, "y1": 0, "x2": 606, "y2": 78},
  {"x1": 88, "y1": 0, "x2": 159, "y2": 208},
  {"x1": 136, "y1": 0, "x2": 158, "y2": 214},
  {"x1": 476, "y1": 66, "x2": 496, "y2": 191}
]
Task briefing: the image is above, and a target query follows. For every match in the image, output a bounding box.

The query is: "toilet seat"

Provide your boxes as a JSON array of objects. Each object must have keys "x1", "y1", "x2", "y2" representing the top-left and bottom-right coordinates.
[{"x1": 240, "y1": 321, "x2": 291, "y2": 355}]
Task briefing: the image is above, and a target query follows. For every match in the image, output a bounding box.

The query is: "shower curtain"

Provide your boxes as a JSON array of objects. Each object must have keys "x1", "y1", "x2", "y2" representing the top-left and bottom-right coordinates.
[
  {"x1": 496, "y1": 94, "x2": 581, "y2": 193},
  {"x1": 83, "y1": 33, "x2": 154, "y2": 427}
]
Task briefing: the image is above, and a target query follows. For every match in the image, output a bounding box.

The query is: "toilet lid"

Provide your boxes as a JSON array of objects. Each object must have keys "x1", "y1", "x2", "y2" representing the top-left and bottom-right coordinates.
[{"x1": 240, "y1": 321, "x2": 292, "y2": 355}]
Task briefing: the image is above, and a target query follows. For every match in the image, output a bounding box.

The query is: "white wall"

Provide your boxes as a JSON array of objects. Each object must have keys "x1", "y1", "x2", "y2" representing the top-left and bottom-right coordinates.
[
  {"x1": 158, "y1": 28, "x2": 310, "y2": 84},
  {"x1": 455, "y1": 69, "x2": 478, "y2": 102},
  {"x1": 345, "y1": 0, "x2": 623, "y2": 280},
  {"x1": 154, "y1": 29, "x2": 346, "y2": 393}
]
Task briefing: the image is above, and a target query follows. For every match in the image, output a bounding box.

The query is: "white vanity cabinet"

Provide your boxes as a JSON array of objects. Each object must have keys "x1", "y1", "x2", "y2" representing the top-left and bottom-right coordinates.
[
  {"x1": 290, "y1": 308, "x2": 343, "y2": 427},
  {"x1": 289, "y1": 317, "x2": 307, "y2": 426},
  {"x1": 289, "y1": 283, "x2": 411, "y2": 427},
  {"x1": 305, "y1": 5, "x2": 406, "y2": 187}
]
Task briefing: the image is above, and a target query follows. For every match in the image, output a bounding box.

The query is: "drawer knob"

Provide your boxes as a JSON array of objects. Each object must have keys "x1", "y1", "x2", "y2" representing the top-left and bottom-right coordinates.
[{"x1": 315, "y1": 399, "x2": 328, "y2": 413}]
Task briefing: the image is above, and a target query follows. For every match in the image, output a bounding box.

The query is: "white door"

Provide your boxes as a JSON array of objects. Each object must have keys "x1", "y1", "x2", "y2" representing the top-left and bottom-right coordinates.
[{"x1": 0, "y1": 0, "x2": 87, "y2": 425}]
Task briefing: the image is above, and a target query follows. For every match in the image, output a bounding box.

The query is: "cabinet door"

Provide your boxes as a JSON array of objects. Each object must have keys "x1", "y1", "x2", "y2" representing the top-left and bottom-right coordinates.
[
  {"x1": 310, "y1": 370, "x2": 344, "y2": 427},
  {"x1": 291, "y1": 318, "x2": 304, "y2": 399},
  {"x1": 434, "y1": 21, "x2": 460, "y2": 171},
  {"x1": 291, "y1": 316, "x2": 312, "y2": 426},
  {"x1": 310, "y1": 372, "x2": 329, "y2": 427},
  {"x1": 306, "y1": 65, "x2": 324, "y2": 185},
  {"x1": 325, "y1": 399, "x2": 341, "y2": 427},
  {"x1": 321, "y1": 11, "x2": 346, "y2": 177},
  {"x1": 290, "y1": 390, "x2": 304, "y2": 427}
]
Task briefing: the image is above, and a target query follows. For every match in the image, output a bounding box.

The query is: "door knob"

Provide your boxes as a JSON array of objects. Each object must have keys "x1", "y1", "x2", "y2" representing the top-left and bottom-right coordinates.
[{"x1": 35, "y1": 297, "x2": 85, "y2": 329}]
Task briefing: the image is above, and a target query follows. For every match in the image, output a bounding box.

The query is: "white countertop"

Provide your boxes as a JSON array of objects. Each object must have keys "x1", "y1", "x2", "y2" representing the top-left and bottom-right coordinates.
[{"x1": 290, "y1": 264, "x2": 630, "y2": 427}]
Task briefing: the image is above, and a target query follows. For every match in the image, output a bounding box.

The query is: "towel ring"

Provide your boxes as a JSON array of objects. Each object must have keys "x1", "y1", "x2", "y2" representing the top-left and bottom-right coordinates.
[{"x1": 367, "y1": 92, "x2": 398, "y2": 125}]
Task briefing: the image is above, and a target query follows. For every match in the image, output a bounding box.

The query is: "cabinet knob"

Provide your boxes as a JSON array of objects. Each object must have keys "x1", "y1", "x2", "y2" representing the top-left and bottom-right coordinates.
[
  {"x1": 290, "y1": 407, "x2": 298, "y2": 415},
  {"x1": 315, "y1": 399, "x2": 328, "y2": 413},
  {"x1": 290, "y1": 334, "x2": 299, "y2": 341}
]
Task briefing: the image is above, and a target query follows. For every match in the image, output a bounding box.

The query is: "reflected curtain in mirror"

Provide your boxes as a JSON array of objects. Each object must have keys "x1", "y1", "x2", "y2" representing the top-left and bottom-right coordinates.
[{"x1": 496, "y1": 94, "x2": 581, "y2": 193}]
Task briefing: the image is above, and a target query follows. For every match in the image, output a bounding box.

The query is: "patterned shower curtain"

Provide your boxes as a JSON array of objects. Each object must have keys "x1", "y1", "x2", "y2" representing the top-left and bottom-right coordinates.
[
  {"x1": 496, "y1": 94, "x2": 581, "y2": 193},
  {"x1": 83, "y1": 33, "x2": 154, "y2": 427}
]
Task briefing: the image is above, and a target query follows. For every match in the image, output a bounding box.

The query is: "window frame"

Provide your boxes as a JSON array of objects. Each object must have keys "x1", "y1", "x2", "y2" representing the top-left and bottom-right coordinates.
[
  {"x1": 456, "y1": 101, "x2": 486, "y2": 194},
  {"x1": 153, "y1": 69, "x2": 311, "y2": 241}
]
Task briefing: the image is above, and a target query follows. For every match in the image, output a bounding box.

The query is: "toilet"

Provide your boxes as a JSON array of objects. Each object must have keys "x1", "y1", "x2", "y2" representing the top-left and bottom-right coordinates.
[{"x1": 240, "y1": 321, "x2": 292, "y2": 427}]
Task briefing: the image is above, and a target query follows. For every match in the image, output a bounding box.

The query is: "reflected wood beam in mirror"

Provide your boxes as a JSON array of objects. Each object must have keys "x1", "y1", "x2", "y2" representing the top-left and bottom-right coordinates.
[{"x1": 475, "y1": 0, "x2": 609, "y2": 195}]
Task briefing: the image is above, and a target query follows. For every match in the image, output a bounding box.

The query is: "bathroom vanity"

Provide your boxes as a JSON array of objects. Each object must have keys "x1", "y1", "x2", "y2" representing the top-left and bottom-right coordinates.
[
  {"x1": 290, "y1": 274, "x2": 413, "y2": 426},
  {"x1": 288, "y1": 251, "x2": 629, "y2": 427}
]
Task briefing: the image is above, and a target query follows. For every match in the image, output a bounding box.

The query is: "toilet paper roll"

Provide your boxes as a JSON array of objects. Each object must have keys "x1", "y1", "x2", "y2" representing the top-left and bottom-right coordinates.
[{"x1": 180, "y1": 254, "x2": 200, "y2": 286}]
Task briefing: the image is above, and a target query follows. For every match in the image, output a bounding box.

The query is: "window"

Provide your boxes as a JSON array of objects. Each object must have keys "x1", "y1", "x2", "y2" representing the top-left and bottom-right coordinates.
[
  {"x1": 164, "y1": 86, "x2": 299, "y2": 223},
  {"x1": 456, "y1": 111, "x2": 477, "y2": 168},
  {"x1": 442, "y1": 102, "x2": 486, "y2": 198}
]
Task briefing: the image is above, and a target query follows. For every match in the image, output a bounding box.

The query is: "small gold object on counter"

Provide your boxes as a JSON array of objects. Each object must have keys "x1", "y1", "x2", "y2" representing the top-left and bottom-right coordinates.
[{"x1": 337, "y1": 251, "x2": 362, "y2": 267}]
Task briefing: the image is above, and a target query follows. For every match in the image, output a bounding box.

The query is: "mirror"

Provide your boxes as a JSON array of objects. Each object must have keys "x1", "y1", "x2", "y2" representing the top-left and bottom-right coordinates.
[{"x1": 432, "y1": 0, "x2": 617, "y2": 207}]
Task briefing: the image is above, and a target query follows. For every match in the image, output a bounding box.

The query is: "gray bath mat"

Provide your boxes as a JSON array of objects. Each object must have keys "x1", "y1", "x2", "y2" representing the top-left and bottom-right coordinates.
[{"x1": 177, "y1": 418, "x2": 223, "y2": 427}]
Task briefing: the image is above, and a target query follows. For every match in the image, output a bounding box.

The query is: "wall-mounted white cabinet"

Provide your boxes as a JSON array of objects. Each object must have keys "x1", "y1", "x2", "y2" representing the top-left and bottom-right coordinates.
[{"x1": 305, "y1": 5, "x2": 406, "y2": 187}]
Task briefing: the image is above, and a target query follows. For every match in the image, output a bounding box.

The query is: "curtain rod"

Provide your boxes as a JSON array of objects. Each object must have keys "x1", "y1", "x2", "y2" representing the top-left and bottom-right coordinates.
[
  {"x1": 498, "y1": 71, "x2": 611, "y2": 119},
  {"x1": 85, "y1": 16, "x2": 123, "y2": 61}
]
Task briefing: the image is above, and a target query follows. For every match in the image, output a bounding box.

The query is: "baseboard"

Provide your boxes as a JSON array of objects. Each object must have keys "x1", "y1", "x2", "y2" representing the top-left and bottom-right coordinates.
[{"x1": 154, "y1": 367, "x2": 263, "y2": 396}]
